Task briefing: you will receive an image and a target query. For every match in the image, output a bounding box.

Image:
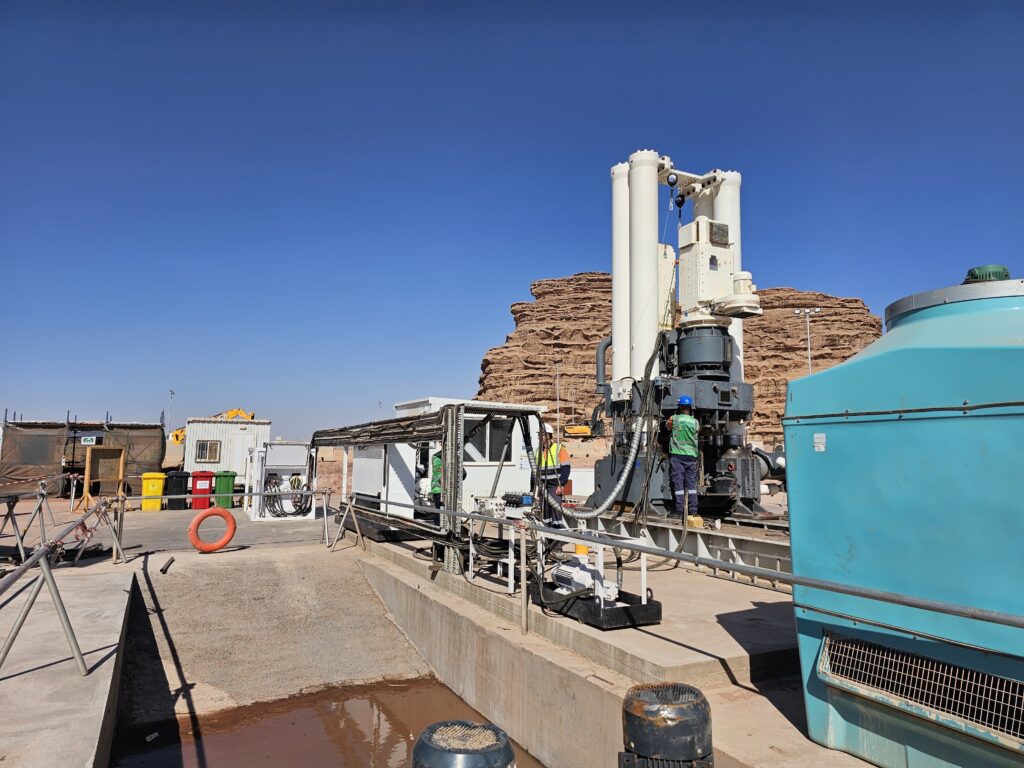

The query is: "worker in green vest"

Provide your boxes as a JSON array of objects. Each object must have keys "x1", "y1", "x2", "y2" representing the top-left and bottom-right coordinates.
[
  {"x1": 667, "y1": 395, "x2": 700, "y2": 518},
  {"x1": 430, "y1": 450, "x2": 443, "y2": 524},
  {"x1": 538, "y1": 422, "x2": 571, "y2": 527}
]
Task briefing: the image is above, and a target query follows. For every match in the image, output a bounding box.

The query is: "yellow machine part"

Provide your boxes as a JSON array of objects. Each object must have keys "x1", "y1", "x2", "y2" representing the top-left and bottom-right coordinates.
[
  {"x1": 169, "y1": 408, "x2": 255, "y2": 445},
  {"x1": 564, "y1": 425, "x2": 592, "y2": 437}
]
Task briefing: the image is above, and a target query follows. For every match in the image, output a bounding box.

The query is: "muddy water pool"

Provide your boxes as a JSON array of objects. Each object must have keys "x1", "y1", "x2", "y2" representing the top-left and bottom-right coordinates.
[{"x1": 112, "y1": 677, "x2": 543, "y2": 767}]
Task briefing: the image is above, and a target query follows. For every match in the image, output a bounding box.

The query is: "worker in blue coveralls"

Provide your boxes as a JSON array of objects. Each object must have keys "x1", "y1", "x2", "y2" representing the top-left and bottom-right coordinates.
[{"x1": 667, "y1": 395, "x2": 700, "y2": 519}]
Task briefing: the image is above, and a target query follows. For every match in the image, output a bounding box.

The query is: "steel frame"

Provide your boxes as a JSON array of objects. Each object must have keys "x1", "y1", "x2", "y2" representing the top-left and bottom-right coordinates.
[{"x1": 583, "y1": 513, "x2": 791, "y2": 590}]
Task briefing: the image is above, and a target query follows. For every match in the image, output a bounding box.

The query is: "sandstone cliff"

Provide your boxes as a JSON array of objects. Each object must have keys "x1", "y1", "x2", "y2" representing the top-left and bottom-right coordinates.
[
  {"x1": 476, "y1": 273, "x2": 881, "y2": 454},
  {"x1": 744, "y1": 288, "x2": 882, "y2": 446}
]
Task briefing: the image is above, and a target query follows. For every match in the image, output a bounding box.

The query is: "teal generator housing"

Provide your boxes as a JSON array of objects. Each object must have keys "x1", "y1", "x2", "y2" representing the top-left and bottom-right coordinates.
[{"x1": 784, "y1": 271, "x2": 1024, "y2": 767}]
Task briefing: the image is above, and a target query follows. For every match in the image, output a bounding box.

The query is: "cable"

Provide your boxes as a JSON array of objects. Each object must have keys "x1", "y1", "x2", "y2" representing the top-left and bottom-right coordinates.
[
  {"x1": 522, "y1": 334, "x2": 667, "y2": 521},
  {"x1": 263, "y1": 474, "x2": 313, "y2": 517}
]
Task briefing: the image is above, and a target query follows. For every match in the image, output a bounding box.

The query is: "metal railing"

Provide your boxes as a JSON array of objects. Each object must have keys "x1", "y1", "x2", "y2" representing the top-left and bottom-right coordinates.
[
  {"x1": 0, "y1": 482, "x2": 332, "y2": 677},
  {"x1": 115, "y1": 488, "x2": 334, "y2": 556},
  {"x1": 330, "y1": 493, "x2": 1024, "y2": 637},
  {"x1": 0, "y1": 479, "x2": 120, "y2": 676}
]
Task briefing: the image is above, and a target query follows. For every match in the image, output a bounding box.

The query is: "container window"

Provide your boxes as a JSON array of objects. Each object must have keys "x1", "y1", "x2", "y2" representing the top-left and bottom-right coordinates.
[
  {"x1": 195, "y1": 440, "x2": 221, "y2": 463},
  {"x1": 463, "y1": 418, "x2": 487, "y2": 463},
  {"x1": 488, "y1": 419, "x2": 514, "y2": 462},
  {"x1": 463, "y1": 418, "x2": 516, "y2": 464}
]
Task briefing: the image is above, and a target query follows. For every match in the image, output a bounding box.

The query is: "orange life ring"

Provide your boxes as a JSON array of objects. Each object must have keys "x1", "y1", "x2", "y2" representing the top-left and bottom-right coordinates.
[{"x1": 187, "y1": 507, "x2": 237, "y2": 554}]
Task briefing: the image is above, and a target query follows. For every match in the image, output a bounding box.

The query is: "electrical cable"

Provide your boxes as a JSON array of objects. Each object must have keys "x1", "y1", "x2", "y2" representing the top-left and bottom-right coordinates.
[
  {"x1": 263, "y1": 474, "x2": 312, "y2": 517},
  {"x1": 521, "y1": 335, "x2": 667, "y2": 521}
]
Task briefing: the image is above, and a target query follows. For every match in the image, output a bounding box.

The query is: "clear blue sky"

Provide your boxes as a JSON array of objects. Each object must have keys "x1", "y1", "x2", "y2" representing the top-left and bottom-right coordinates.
[{"x1": 2, "y1": 1, "x2": 1022, "y2": 439}]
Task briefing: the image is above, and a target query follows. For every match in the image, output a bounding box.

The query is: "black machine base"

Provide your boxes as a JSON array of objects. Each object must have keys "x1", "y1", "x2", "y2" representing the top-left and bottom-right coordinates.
[
  {"x1": 340, "y1": 511, "x2": 420, "y2": 543},
  {"x1": 530, "y1": 583, "x2": 662, "y2": 630},
  {"x1": 619, "y1": 754, "x2": 712, "y2": 767}
]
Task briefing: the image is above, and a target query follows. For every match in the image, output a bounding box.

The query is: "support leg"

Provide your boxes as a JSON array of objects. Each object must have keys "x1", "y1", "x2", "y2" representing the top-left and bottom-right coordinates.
[
  {"x1": 101, "y1": 512, "x2": 127, "y2": 564},
  {"x1": 0, "y1": 575, "x2": 45, "y2": 671},
  {"x1": 330, "y1": 503, "x2": 349, "y2": 552},
  {"x1": 38, "y1": 556, "x2": 88, "y2": 676}
]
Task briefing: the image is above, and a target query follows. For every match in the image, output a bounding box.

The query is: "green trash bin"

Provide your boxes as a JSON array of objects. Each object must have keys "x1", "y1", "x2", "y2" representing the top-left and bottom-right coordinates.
[{"x1": 213, "y1": 471, "x2": 237, "y2": 508}]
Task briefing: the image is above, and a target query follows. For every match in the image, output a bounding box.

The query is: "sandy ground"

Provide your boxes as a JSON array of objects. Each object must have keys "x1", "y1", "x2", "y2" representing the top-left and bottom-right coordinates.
[{"x1": 1, "y1": 495, "x2": 432, "y2": 739}]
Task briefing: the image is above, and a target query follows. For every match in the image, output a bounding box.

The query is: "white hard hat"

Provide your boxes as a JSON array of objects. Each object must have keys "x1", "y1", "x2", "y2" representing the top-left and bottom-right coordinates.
[{"x1": 543, "y1": 423, "x2": 554, "y2": 434}]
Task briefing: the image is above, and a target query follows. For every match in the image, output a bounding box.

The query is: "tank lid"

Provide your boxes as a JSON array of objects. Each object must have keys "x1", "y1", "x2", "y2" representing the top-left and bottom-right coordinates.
[
  {"x1": 963, "y1": 264, "x2": 1011, "y2": 283},
  {"x1": 884, "y1": 278, "x2": 1024, "y2": 328}
]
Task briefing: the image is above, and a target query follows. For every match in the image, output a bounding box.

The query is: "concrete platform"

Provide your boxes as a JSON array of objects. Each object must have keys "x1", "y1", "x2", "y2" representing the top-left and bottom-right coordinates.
[
  {"x1": 360, "y1": 552, "x2": 866, "y2": 768},
  {"x1": 361, "y1": 535, "x2": 799, "y2": 688},
  {"x1": 0, "y1": 567, "x2": 134, "y2": 768}
]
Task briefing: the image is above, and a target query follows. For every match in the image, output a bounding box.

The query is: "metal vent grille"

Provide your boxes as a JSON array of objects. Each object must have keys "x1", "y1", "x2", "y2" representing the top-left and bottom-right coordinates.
[
  {"x1": 820, "y1": 631, "x2": 1024, "y2": 745},
  {"x1": 631, "y1": 682, "x2": 702, "y2": 706},
  {"x1": 428, "y1": 722, "x2": 500, "y2": 751}
]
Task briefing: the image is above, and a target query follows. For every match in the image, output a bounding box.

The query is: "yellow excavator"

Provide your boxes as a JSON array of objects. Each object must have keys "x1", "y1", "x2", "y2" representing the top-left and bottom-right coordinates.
[{"x1": 168, "y1": 408, "x2": 255, "y2": 445}]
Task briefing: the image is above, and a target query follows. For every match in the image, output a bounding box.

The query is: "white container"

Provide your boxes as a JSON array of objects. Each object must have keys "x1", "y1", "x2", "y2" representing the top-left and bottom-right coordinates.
[
  {"x1": 184, "y1": 418, "x2": 271, "y2": 483},
  {"x1": 351, "y1": 397, "x2": 546, "y2": 518}
]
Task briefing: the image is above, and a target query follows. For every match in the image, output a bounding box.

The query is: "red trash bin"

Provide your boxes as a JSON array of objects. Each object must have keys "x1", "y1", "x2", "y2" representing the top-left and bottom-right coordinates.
[{"x1": 191, "y1": 471, "x2": 215, "y2": 510}]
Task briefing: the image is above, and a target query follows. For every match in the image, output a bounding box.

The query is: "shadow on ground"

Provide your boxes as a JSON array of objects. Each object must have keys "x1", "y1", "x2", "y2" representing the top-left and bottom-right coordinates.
[{"x1": 109, "y1": 556, "x2": 205, "y2": 768}]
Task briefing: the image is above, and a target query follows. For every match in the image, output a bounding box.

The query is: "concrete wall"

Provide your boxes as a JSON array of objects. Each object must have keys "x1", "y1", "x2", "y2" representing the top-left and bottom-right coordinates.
[{"x1": 361, "y1": 558, "x2": 633, "y2": 768}]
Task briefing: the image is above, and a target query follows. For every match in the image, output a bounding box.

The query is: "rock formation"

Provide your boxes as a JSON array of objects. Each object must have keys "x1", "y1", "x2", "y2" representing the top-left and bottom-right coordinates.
[
  {"x1": 743, "y1": 288, "x2": 882, "y2": 447},
  {"x1": 476, "y1": 272, "x2": 613, "y2": 428},
  {"x1": 476, "y1": 273, "x2": 881, "y2": 454}
]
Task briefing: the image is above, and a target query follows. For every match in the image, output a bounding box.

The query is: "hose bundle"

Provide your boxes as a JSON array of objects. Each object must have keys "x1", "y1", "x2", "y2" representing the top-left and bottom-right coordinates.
[
  {"x1": 263, "y1": 473, "x2": 312, "y2": 517},
  {"x1": 520, "y1": 335, "x2": 667, "y2": 521}
]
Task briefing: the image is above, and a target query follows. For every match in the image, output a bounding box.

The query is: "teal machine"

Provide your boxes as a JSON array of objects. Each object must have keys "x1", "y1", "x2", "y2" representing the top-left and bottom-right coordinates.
[{"x1": 784, "y1": 266, "x2": 1024, "y2": 767}]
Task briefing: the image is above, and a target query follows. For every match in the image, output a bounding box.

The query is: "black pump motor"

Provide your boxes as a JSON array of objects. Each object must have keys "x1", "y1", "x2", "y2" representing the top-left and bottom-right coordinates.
[
  {"x1": 413, "y1": 720, "x2": 516, "y2": 768},
  {"x1": 619, "y1": 683, "x2": 713, "y2": 767}
]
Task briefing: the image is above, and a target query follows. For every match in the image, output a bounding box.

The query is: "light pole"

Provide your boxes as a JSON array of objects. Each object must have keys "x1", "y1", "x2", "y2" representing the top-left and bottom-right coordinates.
[
  {"x1": 555, "y1": 365, "x2": 561, "y2": 443},
  {"x1": 168, "y1": 389, "x2": 175, "y2": 429},
  {"x1": 794, "y1": 308, "x2": 821, "y2": 375}
]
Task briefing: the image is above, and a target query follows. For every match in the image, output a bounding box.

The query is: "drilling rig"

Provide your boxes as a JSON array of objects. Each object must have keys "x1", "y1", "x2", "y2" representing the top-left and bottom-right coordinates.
[{"x1": 587, "y1": 149, "x2": 769, "y2": 519}]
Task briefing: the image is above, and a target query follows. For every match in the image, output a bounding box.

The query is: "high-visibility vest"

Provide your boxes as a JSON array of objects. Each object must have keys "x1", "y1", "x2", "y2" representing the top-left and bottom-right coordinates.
[
  {"x1": 539, "y1": 442, "x2": 569, "y2": 473},
  {"x1": 668, "y1": 415, "x2": 699, "y2": 457},
  {"x1": 430, "y1": 452, "x2": 442, "y2": 493}
]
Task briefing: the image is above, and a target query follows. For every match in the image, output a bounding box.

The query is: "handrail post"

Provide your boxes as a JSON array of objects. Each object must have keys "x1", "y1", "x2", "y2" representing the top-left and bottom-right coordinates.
[{"x1": 519, "y1": 525, "x2": 528, "y2": 635}]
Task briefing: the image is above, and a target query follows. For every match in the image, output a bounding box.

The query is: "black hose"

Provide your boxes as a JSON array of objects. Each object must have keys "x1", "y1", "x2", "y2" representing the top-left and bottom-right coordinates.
[{"x1": 264, "y1": 475, "x2": 312, "y2": 517}]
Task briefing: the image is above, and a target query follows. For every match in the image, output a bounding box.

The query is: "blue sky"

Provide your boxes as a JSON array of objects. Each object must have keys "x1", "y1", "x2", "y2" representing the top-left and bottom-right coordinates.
[{"x1": 2, "y1": 1, "x2": 1022, "y2": 438}]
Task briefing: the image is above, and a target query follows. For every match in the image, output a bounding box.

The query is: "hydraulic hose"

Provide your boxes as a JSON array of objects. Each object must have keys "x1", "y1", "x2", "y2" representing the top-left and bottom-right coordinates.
[
  {"x1": 521, "y1": 335, "x2": 666, "y2": 521},
  {"x1": 594, "y1": 335, "x2": 612, "y2": 391}
]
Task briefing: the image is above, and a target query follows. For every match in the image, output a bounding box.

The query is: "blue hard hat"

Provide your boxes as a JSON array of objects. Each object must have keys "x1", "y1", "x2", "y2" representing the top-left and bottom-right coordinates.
[{"x1": 678, "y1": 395, "x2": 693, "y2": 407}]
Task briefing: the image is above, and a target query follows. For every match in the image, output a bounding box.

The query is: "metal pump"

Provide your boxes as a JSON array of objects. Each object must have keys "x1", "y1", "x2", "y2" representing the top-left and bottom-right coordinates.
[
  {"x1": 412, "y1": 721, "x2": 516, "y2": 768},
  {"x1": 620, "y1": 682, "x2": 714, "y2": 767}
]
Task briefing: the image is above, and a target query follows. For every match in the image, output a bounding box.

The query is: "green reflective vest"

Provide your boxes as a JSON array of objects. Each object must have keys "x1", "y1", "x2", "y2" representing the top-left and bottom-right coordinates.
[
  {"x1": 669, "y1": 415, "x2": 699, "y2": 457},
  {"x1": 430, "y1": 453, "x2": 442, "y2": 494}
]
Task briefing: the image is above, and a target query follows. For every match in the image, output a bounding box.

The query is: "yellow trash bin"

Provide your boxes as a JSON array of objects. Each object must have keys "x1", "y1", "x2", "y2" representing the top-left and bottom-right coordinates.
[{"x1": 141, "y1": 472, "x2": 167, "y2": 511}]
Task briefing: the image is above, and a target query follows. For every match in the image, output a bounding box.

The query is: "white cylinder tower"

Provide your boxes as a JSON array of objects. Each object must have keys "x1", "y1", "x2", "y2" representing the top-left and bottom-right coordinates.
[
  {"x1": 610, "y1": 162, "x2": 631, "y2": 383},
  {"x1": 714, "y1": 171, "x2": 744, "y2": 376},
  {"x1": 627, "y1": 150, "x2": 661, "y2": 379}
]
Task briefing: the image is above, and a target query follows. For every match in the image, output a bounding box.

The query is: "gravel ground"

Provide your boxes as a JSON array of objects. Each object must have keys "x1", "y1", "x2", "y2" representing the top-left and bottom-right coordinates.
[{"x1": 117, "y1": 541, "x2": 431, "y2": 729}]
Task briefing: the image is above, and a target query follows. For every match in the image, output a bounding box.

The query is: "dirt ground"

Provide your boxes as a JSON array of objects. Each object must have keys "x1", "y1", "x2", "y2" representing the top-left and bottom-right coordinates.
[{"x1": 0, "y1": 496, "x2": 432, "y2": 750}]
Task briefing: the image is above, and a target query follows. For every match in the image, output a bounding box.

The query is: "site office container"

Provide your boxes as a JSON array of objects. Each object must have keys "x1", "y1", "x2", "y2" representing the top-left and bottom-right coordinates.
[
  {"x1": 183, "y1": 419, "x2": 271, "y2": 487},
  {"x1": 349, "y1": 397, "x2": 545, "y2": 519}
]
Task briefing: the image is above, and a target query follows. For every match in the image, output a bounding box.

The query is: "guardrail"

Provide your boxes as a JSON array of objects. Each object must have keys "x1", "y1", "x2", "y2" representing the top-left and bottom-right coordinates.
[
  {"x1": 117, "y1": 488, "x2": 334, "y2": 554},
  {"x1": 0, "y1": 483, "x2": 332, "y2": 677},
  {"x1": 0, "y1": 480, "x2": 117, "y2": 676},
  {"x1": 334, "y1": 492, "x2": 1024, "y2": 637}
]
